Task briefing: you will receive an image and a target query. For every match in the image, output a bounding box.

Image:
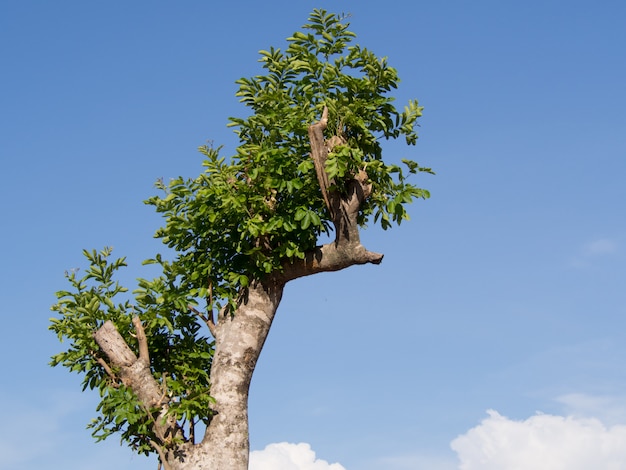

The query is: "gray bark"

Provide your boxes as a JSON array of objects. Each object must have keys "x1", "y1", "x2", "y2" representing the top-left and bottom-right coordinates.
[{"x1": 178, "y1": 280, "x2": 285, "y2": 469}]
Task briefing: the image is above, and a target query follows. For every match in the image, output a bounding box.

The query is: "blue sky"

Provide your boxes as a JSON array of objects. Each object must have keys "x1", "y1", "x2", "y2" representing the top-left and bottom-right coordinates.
[{"x1": 1, "y1": 1, "x2": 625, "y2": 469}]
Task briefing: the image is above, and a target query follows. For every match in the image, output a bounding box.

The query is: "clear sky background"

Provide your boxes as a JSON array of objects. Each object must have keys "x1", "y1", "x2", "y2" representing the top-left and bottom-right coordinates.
[{"x1": 1, "y1": 1, "x2": 625, "y2": 469}]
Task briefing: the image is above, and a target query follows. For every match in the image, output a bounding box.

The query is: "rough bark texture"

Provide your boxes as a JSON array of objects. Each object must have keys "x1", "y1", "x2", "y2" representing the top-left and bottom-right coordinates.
[
  {"x1": 168, "y1": 280, "x2": 285, "y2": 469},
  {"x1": 93, "y1": 108, "x2": 384, "y2": 470},
  {"x1": 94, "y1": 318, "x2": 184, "y2": 468}
]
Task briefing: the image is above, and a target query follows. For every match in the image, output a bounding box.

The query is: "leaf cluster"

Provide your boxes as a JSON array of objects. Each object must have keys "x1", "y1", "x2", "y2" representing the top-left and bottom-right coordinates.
[
  {"x1": 146, "y1": 9, "x2": 433, "y2": 308},
  {"x1": 50, "y1": 248, "x2": 214, "y2": 455}
]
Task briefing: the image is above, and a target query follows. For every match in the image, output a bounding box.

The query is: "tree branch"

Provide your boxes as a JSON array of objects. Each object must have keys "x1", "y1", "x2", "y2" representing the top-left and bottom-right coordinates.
[
  {"x1": 189, "y1": 305, "x2": 217, "y2": 338},
  {"x1": 132, "y1": 316, "x2": 150, "y2": 365},
  {"x1": 149, "y1": 440, "x2": 173, "y2": 470},
  {"x1": 94, "y1": 321, "x2": 164, "y2": 406},
  {"x1": 309, "y1": 106, "x2": 372, "y2": 242},
  {"x1": 93, "y1": 320, "x2": 185, "y2": 453},
  {"x1": 189, "y1": 417, "x2": 196, "y2": 445},
  {"x1": 287, "y1": 106, "x2": 384, "y2": 283},
  {"x1": 93, "y1": 355, "x2": 118, "y2": 385},
  {"x1": 279, "y1": 239, "x2": 383, "y2": 283},
  {"x1": 308, "y1": 106, "x2": 335, "y2": 219}
]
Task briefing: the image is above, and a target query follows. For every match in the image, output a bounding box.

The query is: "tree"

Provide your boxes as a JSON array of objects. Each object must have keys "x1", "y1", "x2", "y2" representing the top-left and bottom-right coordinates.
[{"x1": 50, "y1": 10, "x2": 432, "y2": 470}]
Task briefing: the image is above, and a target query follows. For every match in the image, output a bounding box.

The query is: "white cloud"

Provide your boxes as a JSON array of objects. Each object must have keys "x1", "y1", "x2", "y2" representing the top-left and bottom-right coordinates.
[
  {"x1": 557, "y1": 393, "x2": 626, "y2": 425},
  {"x1": 570, "y1": 238, "x2": 620, "y2": 267},
  {"x1": 250, "y1": 442, "x2": 346, "y2": 470},
  {"x1": 451, "y1": 409, "x2": 626, "y2": 470},
  {"x1": 583, "y1": 238, "x2": 619, "y2": 256}
]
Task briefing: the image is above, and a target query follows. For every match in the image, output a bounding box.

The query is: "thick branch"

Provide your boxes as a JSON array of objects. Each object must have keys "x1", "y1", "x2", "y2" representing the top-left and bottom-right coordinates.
[
  {"x1": 308, "y1": 106, "x2": 334, "y2": 218},
  {"x1": 279, "y1": 240, "x2": 383, "y2": 283},
  {"x1": 309, "y1": 106, "x2": 372, "y2": 243},
  {"x1": 297, "y1": 106, "x2": 383, "y2": 283},
  {"x1": 93, "y1": 319, "x2": 184, "y2": 453},
  {"x1": 94, "y1": 321, "x2": 137, "y2": 367},
  {"x1": 94, "y1": 319, "x2": 163, "y2": 406}
]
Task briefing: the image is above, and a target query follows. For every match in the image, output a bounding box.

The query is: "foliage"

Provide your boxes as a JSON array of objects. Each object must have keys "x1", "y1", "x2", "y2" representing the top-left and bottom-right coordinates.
[
  {"x1": 147, "y1": 9, "x2": 432, "y2": 311},
  {"x1": 49, "y1": 9, "x2": 432, "y2": 458},
  {"x1": 50, "y1": 248, "x2": 214, "y2": 454}
]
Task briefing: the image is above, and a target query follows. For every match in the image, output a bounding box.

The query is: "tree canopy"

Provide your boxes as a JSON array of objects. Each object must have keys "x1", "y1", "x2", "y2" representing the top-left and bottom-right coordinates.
[{"x1": 50, "y1": 9, "x2": 432, "y2": 467}]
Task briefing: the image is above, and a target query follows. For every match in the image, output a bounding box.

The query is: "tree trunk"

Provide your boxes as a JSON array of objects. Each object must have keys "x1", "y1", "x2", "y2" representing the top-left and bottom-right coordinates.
[
  {"x1": 93, "y1": 107, "x2": 384, "y2": 470},
  {"x1": 172, "y1": 279, "x2": 285, "y2": 469}
]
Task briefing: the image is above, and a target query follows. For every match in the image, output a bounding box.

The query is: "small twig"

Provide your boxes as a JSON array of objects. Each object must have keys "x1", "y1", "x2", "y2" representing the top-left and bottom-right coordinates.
[
  {"x1": 132, "y1": 316, "x2": 151, "y2": 365},
  {"x1": 94, "y1": 355, "x2": 118, "y2": 385},
  {"x1": 158, "y1": 373, "x2": 169, "y2": 405},
  {"x1": 188, "y1": 304, "x2": 217, "y2": 338},
  {"x1": 140, "y1": 402, "x2": 177, "y2": 445},
  {"x1": 149, "y1": 440, "x2": 173, "y2": 470},
  {"x1": 207, "y1": 282, "x2": 215, "y2": 325},
  {"x1": 208, "y1": 309, "x2": 216, "y2": 332},
  {"x1": 206, "y1": 281, "x2": 216, "y2": 331}
]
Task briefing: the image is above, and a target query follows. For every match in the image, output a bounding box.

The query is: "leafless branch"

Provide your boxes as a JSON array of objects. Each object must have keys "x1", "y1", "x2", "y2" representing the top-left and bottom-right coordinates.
[{"x1": 132, "y1": 316, "x2": 150, "y2": 365}]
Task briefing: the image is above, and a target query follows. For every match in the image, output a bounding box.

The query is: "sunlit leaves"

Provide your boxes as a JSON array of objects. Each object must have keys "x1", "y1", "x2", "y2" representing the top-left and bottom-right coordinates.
[
  {"x1": 50, "y1": 248, "x2": 214, "y2": 456},
  {"x1": 50, "y1": 247, "x2": 131, "y2": 375},
  {"x1": 50, "y1": 8, "x2": 433, "y2": 459},
  {"x1": 145, "y1": 7, "x2": 431, "y2": 321}
]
